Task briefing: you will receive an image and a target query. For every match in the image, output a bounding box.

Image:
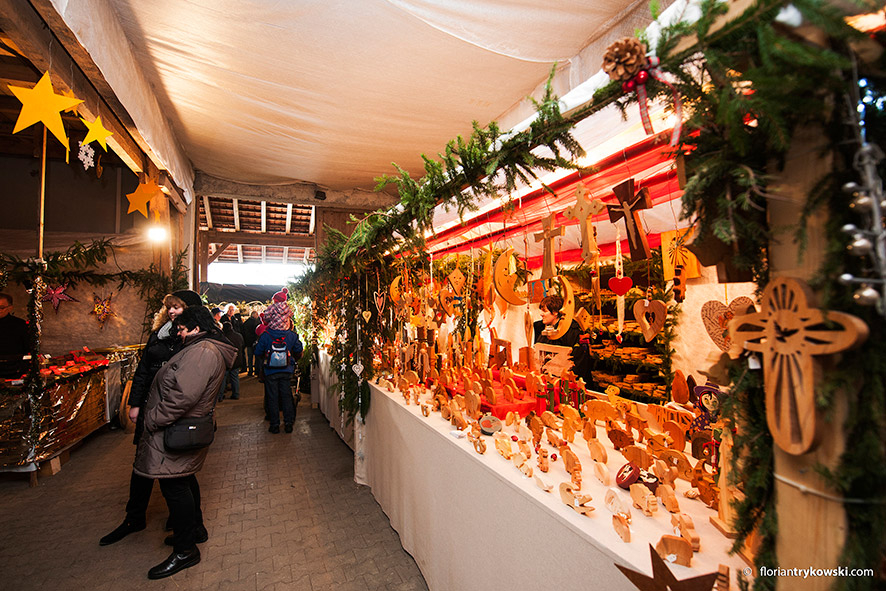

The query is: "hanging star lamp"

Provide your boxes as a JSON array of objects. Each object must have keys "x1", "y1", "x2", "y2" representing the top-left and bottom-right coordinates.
[
  {"x1": 8, "y1": 71, "x2": 82, "y2": 149},
  {"x1": 42, "y1": 283, "x2": 78, "y2": 313},
  {"x1": 90, "y1": 293, "x2": 116, "y2": 329},
  {"x1": 126, "y1": 179, "x2": 162, "y2": 218}
]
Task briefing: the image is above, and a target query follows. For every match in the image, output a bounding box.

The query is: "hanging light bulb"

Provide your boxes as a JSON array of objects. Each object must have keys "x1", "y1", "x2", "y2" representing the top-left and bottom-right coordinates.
[
  {"x1": 841, "y1": 223, "x2": 859, "y2": 234},
  {"x1": 849, "y1": 234, "x2": 874, "y2": 256},
  {"x1": 853, "y1": 285, "x2": 880, "y2": 306},
  {"x1": 842, "y1": 181, "x2": 861, "y2": 195},
  {"x1": 838, "y1": 273, "x2": 856, "y2": 285}
]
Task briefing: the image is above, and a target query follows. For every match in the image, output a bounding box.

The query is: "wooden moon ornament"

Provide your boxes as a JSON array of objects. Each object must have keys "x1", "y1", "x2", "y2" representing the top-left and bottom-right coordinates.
[
  {"x1": 729, "y1": 277, "x2": 869, "y2": 455},
  {"x1": 493, "y1": 248, "x2": 527, "y2": 305},
  {"x1": 547, "y1": 275, "x2": 575, "y2": 341},
  {"x1": 389, "y1": 275, "x2": 403, "y2": 304}
]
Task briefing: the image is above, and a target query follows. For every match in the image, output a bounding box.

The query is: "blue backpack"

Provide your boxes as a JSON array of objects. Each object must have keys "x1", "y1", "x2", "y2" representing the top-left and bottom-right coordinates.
[{"x1": 267, "y1": 336, "x2": 289, "y2": 368}]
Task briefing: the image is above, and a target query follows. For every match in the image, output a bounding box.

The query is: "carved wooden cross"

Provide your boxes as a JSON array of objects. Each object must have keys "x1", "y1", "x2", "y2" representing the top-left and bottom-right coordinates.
[
  {"x1": 534, "y1": 213, "x2": 564, "y2": 280},
  {"x1": 728, "y1": 277, "x2": 868, "y2": 455},
  {"x1": 564, "y1": 183, "x2": 606, "y2": 265},
  {"x1": 607, "y1": 178, "x2": 653, "y2": 261}
]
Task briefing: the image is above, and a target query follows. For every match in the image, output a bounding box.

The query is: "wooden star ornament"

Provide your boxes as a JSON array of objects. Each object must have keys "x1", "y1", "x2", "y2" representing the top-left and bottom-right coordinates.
[
  {"x1": 616, "y1": 545, "x2": 717, "y2": 591},
  {"x1": 42, "y1": 283, "x2": 78, "y2": 313},
  {"x1": 729, "y1": 277, "x2": 869, "y2": 455},
  {"x1": 81, "y1": 115, "x2": 113, "y2": 151},
  {"x1": 8, "y1": 71, "x2": 83, "y2": 149},
  {"x1": 126, "y1": 179, "x2": 162, "y2": 218}
]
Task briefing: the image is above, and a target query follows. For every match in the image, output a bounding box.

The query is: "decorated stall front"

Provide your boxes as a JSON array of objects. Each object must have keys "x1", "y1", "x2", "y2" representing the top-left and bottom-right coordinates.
[
  {"x1": 295, "y1": 2, "x2": 886, "y2": 590},
  {"x1": 0, "y1": 60, "x2": 189, "y2": 479}
]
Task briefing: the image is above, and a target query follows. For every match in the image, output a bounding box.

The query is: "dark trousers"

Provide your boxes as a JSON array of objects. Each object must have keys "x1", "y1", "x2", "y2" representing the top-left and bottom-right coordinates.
[
  {"x1": 219, "y1": 366, "x2": 240, "y2": 400},
  {"x1": 264, "y1": 372, "x2": 294, "y2": 428},
  {"x1": 245, "y1": 345, "x2": 255, "y2": 375},
  {"x1": 158, "y1": 474, "x2": 203, "y2": 552},
  {"x1": 124, "y1": 471, "x2": 154, "y2": 523}
]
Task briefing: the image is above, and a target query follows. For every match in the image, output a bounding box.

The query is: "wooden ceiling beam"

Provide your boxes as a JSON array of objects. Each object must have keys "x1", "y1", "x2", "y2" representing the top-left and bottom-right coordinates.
[
  {"x1": 202, "y1": 229, "x2": 315, "y2": 248},
  {"x1": 194, "y1": 171, "x2": 398, "y2": 211}
]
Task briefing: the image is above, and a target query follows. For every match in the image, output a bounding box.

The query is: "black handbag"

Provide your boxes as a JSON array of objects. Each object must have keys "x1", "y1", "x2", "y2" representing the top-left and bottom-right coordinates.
[{"x1": 163, "y1": 412, "x2": 216, "y2": 451}]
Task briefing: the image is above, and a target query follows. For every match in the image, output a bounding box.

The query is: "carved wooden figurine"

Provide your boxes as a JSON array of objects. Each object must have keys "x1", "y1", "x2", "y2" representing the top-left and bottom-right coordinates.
[
  {"x1": 605, "y1": 489, "x2": 633, "y2": 543},
  {"x1": 464, "y1": 389, "x2": 482, "y2": 420},
  {"x1": 594, "y1": 461, "x2": 611, "y2": 486},
  {"x1": 529, "y1": 414, "x2": 544, "y2": 447},
  {"x1": 541, "y1": 410, "x2": 561, "y2": 430},
  {"x1": 656, "y1": 483, "x2": 680, "y2": 513},
  {"x1": 581, "y1": 399, "x2": 620, "y2": 425},
  {"x1": 587, "y1": 438, "x2": 608, "y2": 464},
  {"x1": 518, "y1": 439, "x2": 532, "y2": 460},
  {"x1": 546, "y1": 428, "x2": 566, "y2": 449},
  {"x1": 652, "y1": 459, "x2": 678, "y2": 488},
  {"x1": 622, "y1": 445, "x2": 652, "y2": 470},
  {"x1": 607, "y1": 421, "x2": 634, "y2": 450},
  {"x1": 671, "y1": 512, "x2": 700, "y2": 552},
  {"x1": 560, "y1": 444, "x2": 581, "y2": 476},
  {"x1": 630, "y1": 483, "x2": 658, "y2": 517},
  {"x1": 537, "y1": 448, "x2": 550, "y2": 473},
  {"x1": 655, "y1": 535, "x2": 693, "y2": 567},
  {"x1": 582, "y1": 420, "x2": 597, "y2": 442},
  {"x1": 655, "y1": 448, "x2": 694, "y2": 481},
  {"x1": 494, "y1": 432, "x2": 514, "y2": 460},
  {"x1": 559, "y1": 482, "x2": 594, "y2": 517}
]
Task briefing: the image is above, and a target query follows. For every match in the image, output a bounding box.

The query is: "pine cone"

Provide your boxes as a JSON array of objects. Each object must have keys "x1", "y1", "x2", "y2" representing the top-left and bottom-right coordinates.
[{"x1": 602, "y1": 37, "x2": 647, "y2": 82}]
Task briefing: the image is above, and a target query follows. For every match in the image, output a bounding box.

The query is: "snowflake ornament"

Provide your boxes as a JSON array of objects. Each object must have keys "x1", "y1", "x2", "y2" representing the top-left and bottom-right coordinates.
[{"x1": 78, "y1": 140, "x2": 95, "y2": 170}]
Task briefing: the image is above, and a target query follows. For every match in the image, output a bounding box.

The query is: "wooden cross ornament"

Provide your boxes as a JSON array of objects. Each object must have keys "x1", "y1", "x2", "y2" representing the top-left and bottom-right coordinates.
[
  {"x1": 534, "y1": 213, "x2": 564, "y2": 280},
  {"x1": 608, "y1": 178, "x2": 653, "y2": 261},
  {"x1": 729, "y1": 277, "x2": 869, "y2": 455},
  {"x1": 564, "y1": 184, "x2": 606, "y2": 265}
]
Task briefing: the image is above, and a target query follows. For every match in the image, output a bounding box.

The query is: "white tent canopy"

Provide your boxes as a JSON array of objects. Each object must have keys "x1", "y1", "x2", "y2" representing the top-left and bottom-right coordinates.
[{"x1": 50, "y1": 0, "x2": 677, "y2": 201}]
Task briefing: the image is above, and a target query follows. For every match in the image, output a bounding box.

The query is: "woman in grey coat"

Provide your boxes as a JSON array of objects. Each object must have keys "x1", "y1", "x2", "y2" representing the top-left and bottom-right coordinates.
[{"x1": 135, "y1": 306, "x2": 237, "y2": 579}]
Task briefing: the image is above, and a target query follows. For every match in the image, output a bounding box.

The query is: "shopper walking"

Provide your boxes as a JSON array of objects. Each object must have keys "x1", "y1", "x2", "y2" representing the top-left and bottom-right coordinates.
[
  {"x1": 99, "y1": 289, "x2": 202, "y2": 547},
  {"x1": 219, "y1": 320, "x2": 244, "y2": 400},
  {"x1": 136, "y1": 305, "x2": 237, "y2": 579},
  {"x1": 254, "y1": 289, "x2": 303, "y2": 434},
  {"x1": 241, "y1": 310, "x2": 260, "y2": 376}
]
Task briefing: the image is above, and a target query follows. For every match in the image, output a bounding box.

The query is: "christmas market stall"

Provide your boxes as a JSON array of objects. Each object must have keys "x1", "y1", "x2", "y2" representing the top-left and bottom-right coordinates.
[
  {"x1": 294, "y1": 2, "x2": 886, "y2": 590},
  {"x1": 0, "y1": 34, "x2": 192, "y2": 482}
]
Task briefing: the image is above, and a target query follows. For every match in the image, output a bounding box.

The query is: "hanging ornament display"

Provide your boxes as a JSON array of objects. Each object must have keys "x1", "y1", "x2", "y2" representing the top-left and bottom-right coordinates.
[
  {"x1": 728, "y1": 277, "x2": 869, "y2": 455},
  {"x1": 564, "y1": 183, "x2": 606, "y2": 265},
  {"x1": 42, "y1": 283, "x2": 78, "y2": 313},
  {"x1": 607, "y1": 178, "x2": 653, "y2": 262},
  {"x1": 80, "y1": 114, "x2": 113, "y2": 151},
  {"x1": 8, "y1": 71, "x2": 83, "y2": 149},
  {"x1": 493, "y1": 247, "x2": 527, "y2": 306},
  {"x1": 608, "y1": 233, "x2": 629, "y2": 343},
  {"x1": 700, "y1": 296, "x2": 757, "y2": 353},
  {"x1": 633, "y1": 288, "x2": 667, "y2": 343},
  {"x1": 534, "y1": 213, "x2": 564, "y2": 281},
  {"x1": 660, "y1": 227, "x2": 701, "y2": 281},
  {"x1": 602, "y1": 38, "x2": 683, "y2": 147},
  {"x1": 90, "y1": 293, "x2": 116, "y2": 329},
  {"x1": 77, "y1": 141, "x2": 95, "y2": 171},
  {"x1": 126, "y1": 179, "x2": 162, "y2": 218}
]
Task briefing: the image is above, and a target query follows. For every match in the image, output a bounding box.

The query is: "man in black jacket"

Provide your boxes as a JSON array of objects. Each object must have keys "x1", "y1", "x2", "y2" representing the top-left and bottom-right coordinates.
[{"x1": 240, "y1": 310, "x2": 260, "y2": 377}]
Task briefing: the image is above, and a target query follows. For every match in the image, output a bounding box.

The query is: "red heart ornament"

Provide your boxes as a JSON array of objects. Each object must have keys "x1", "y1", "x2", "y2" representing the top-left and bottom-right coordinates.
[{"x1": 608, "y1": 276, "x2": 633, "y2": 296}]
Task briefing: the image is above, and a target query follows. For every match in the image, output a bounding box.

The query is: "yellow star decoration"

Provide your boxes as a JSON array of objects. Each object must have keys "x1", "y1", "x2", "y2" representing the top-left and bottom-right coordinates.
[
  {"x1": 81, "y1": 115, "x2": 113, "y2": 151},
  {"x1": 8, "y1": 71, "x2": 83, "y2": 149},
  {"x1": 126, "y1": 180, "x2": 162, "y2": 218}
]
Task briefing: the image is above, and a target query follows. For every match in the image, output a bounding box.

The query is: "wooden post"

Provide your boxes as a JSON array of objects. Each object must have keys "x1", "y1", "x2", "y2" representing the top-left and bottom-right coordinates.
[
  {"x1": 767, "y1": 126, "x2": 846, "y2": 590},
  {"x1": 37, "y1": 126, "x2": 47, "y2": 260}
]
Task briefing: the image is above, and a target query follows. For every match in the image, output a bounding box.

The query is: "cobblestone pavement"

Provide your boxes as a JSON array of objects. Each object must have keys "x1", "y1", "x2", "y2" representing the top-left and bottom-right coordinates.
[{"x1": 0, "y1": 375, "x2": 428, "y2": 591}]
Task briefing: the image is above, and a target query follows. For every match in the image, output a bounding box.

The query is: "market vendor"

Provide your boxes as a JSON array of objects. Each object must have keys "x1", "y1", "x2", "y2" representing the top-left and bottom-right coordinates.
[
  {"x1": 533, "y1": 294, "x2": 581, "y2": 349},
  {"x1": 0, "y1": 293, "x2": 28, "y2": 379}
]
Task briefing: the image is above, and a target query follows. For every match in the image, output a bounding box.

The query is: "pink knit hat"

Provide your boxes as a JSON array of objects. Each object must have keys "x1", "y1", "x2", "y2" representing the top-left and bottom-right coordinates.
[{"x1": 263, "y1": 300, "x2": 292, "y2": 330}]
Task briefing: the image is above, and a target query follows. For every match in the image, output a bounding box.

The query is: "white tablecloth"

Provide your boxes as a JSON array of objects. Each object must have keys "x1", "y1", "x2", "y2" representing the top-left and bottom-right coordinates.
[
  {"x1": 312, "y1": 352, "x2": 354, "y2": 449},
  {"x1": 362, "y1": 382, "x2": 744, "y2": 591}
]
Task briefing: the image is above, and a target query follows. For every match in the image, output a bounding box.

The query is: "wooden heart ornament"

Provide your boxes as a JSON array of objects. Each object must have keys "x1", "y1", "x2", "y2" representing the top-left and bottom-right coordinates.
[
  {"x1": 362, "y1": 310, "x2": 373, "y2": 323},
  {"x1": 374, "y1": 290, "x2": 386, "y2": 315},
  {"x1": 608, "y1": 276, "x2": 633, "y2": 296},
  {"x1": 700, "y1": 297, "x2": 756, "y2": 352},
  {"x1": 632, "y1": 299, "x2": 667, "y2": 342}
]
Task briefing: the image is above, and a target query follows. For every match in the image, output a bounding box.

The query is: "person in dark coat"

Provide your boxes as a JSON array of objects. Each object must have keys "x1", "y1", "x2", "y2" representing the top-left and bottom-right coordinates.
[
  {"x1": 223, "y1": 303, "x2": 243, "y2": 333},
  {"x1": 136, "y1": 305, "x2": 237, "y2": 579},
  {"x1": 218, "y1": 321, "x2": 244, "y2": 400},
  {"x1": 533, "y1": 294, "x2": 582, "y2": 348},
  {"x1": 0, "y1": 292, "x2": 29, "y2": 379},
  {"x1": 240, "y1": 310, "x2": 260, "y2": 376},
  {"x1": 99, "y1": 289, "x2": 203, "y2": 547}
]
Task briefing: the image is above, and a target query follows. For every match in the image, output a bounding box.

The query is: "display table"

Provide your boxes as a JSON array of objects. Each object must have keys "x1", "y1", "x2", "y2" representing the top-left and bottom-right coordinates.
[
  {"x1": 362, "y1": 381, "x2": 744, "y2": 591},
  {"x1": 312, "y1": 352, "x2": 354, "y2": 449}
]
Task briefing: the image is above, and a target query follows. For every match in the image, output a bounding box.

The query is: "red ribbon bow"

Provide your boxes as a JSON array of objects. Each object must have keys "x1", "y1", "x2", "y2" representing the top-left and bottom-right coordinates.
[{"x1": 621, "y1": 56, "x2": 683, "y2": 147}]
